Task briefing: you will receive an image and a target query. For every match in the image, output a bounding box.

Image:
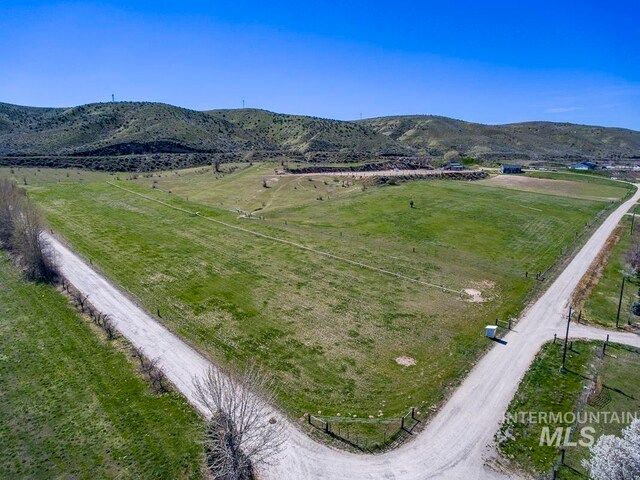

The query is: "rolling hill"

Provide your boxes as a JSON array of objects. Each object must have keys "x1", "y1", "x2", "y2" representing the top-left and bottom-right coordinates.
[
  {"x1": 0, "y1": 102, "x2": 267, "y2": 156},
  {"x1": 359, "y1": 115, "x2": 640, "y2": 161},
  {"x1": 207, "y1": 108, "x2": 407, "y2": 155},
  {"x1": 1, "y1": 101, "x2": 639, "y2": 167}
]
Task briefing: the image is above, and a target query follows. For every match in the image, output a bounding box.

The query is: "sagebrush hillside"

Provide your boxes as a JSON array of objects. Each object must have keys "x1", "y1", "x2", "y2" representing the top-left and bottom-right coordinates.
[
  {"x1": 1, "y1": 101, "x2": 639, "y2": 164},
  {"x1": 208, "y1": 108, "x2": 407, "y2": 155},
  {"x1": 359, "y1": 115, "x2": 640, "y2": 161},
  {"x1": 0, "y1": 102, "x2": 267, "y2": 156}
]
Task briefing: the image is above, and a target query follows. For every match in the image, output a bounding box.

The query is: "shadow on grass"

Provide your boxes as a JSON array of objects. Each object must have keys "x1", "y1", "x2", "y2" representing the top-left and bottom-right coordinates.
[
  {"x1": 603, "y1": 384, "x2": 636, "y2": 400},
  {"x1": 560, "y1": 462, "x2": 588, "y2": 478}
]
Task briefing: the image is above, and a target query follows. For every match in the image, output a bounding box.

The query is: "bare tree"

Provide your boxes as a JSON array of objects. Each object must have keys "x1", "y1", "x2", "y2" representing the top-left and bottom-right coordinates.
[
  {"x1": 149, "y1": 364, "x2": 168, "y2": 393},
  {"x1": 101, "y1": 314, "x2": 117, "y2": 340},
  {"x1": 626, "y1": 237, "x2": 640, "y2": 276},
  {"x1": 72, "y1": 291, "x2": 90, "y2": 312},
  {"x1": 194, "y1": 364, "x2": 286, "y2": 480},
  {"x1": 0, "y1": 179, "x2": 57, "y2": 282},
  {"x1": 132, "y1": 346, "x2": 147, "y2": 368}
]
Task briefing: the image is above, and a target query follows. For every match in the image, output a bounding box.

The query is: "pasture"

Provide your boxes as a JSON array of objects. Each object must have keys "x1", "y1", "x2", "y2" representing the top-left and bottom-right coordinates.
[
  {"x1": 582, "y1": 215, "x2": 640, "y2": 328},
  {"x1": 10, "y1": 166, "x2": 632, "y2": 437},
  {"x1": 0, "y1": 252, "x2": 204, "y2": 479},
  {"x1": 498, "y1": 340, "x2": 640, "y2": 479}
]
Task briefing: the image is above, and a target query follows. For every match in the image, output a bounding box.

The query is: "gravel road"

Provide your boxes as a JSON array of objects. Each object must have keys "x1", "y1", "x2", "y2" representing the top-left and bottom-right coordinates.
[{"x1": 44, "y1": 185, "x2": 640, "y2": 480}]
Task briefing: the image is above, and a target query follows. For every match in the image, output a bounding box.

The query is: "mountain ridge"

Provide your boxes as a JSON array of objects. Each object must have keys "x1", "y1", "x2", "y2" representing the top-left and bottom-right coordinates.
[{"x1": 1, "y1": 101, "x2": 639, "y2": 164}]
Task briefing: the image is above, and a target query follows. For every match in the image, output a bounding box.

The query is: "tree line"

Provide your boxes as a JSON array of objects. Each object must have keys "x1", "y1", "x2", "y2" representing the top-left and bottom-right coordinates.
[{"x1": 0, "y1": 179, "x2": 57, "y2": 281}]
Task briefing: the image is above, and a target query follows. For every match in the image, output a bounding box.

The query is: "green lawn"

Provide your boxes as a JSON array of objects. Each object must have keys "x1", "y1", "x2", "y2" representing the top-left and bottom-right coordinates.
[
  {"x1": 498, "y1": 340, "x2": 640, "y2": 479},
  {"x1": 583, "y1": 215, "x2": 640, "y2": 327},
  {"x1": 22, "y1": 169, "x2": 628, "y2": 433},
  {"x1": 0, "y1": 253, "x2": 204, "y2": 479}
]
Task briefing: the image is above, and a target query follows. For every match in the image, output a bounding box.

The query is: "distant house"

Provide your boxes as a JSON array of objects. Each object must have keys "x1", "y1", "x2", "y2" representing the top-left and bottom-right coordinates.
[
  {"x1": 570, "y1": 161, "x2": 598, "y2": 171},
  {"x1": 442, "y1": 162, "x2": 465, "y2": 171},
  {"x1": 500, "y1": 164, "x2": 523, "y2": 174}
]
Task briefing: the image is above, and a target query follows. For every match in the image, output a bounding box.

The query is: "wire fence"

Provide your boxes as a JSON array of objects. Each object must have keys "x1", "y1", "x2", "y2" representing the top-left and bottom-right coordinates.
[{"x1": 307, "y1": 407, "x2": 420, "y2": 452}]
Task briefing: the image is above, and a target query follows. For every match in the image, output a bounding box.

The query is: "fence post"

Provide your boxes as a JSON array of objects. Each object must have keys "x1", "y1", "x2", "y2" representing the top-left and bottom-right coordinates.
[
  {"x1": 401, "y1": 415, "x2": 405, "y2": 431},
  {"x1": 616, "y1": 275, "x2": 626, "y2": 327},
  {"x1": 561, "y1": 307, "x2": 572, "y2": 372}
]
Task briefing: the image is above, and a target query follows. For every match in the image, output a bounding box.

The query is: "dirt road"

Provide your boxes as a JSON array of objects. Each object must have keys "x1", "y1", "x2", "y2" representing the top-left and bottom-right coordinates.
[
  {"x1": 289, "y1": 168, "x2": 474, "y2": 178},
  {"x1": 44, "y1": 186, "x2": 640, "y2": 480}
]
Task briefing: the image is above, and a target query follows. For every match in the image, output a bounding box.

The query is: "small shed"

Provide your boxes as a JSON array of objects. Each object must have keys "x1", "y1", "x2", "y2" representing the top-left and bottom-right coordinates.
[{"x1": 500, "y1": 164, "x2": 523, "y2": 174}]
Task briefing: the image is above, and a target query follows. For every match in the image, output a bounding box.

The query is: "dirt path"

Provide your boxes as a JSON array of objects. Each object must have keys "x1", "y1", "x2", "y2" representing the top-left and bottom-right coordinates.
[
  {"x1": 288, "y1": 168, "x2": 473, "y2": 178},
  {"x1": 44, "y1": 186, "x2": 640, "y2": 480}
]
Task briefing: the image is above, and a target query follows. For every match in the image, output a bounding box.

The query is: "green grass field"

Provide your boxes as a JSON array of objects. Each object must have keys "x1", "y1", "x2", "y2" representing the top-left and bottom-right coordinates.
[
  {"x1": 15, "y1": 165, "x2": 631, "y2": 434},
  {"x1": 0, "y1": 252, "x2": 204, "y2": 479},
  {"x1": 481, "y1": 172, "x2": 633, "y2": 201},
  {"x1": 582, "y1": 215, "x2": 640, "y2": 327},
  {"x1": 498, "y1": 340, "x2": 640, "y2": 479},
  {"x1": 560, "y1": 343, "x2": 640, "y2": 479},
  {"x1": 498, "y1": 341, "x2": 599, "y2": 475},
  {"x1": 134, "y1": 163, "x2": 367, "y2": 212}
]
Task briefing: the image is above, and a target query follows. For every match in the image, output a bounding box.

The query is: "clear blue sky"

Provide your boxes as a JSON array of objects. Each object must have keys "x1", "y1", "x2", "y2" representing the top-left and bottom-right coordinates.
[{"x1": 1, "y1": 1, "x2": 639, "y2": 129}]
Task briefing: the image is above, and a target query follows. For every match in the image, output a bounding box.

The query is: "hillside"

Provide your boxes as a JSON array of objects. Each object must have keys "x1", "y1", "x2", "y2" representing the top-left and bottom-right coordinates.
[
  {"x1": 0, "y1": 102, "x2": 267, "y2": 156},
  {"x1": 0, "y1": 102, "x2": 404, "y2": 157},
  {"x1": 207, "y1": 108, "x2": 407, "y2": 155},
  {"x1": 360, "y1": 115, "x2": 640, "y2": 161},
  {"x1": 1, "y1": 101, "x2": 639, "y2": 167}
]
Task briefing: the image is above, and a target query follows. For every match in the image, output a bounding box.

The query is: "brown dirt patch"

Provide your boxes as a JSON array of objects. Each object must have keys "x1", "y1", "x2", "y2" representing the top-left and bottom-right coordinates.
[
  {"x1": 571, "y1": 223, "x2": 624, "y2": 309},
  {"x1": 395, "y1": 356, "x2": 417, "y2": 366}
]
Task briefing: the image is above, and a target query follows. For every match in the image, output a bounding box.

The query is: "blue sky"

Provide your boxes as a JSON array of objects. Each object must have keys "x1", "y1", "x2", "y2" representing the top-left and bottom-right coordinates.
[{"x1": 1, "y1": 1, "x2": 639, "y2": 129}]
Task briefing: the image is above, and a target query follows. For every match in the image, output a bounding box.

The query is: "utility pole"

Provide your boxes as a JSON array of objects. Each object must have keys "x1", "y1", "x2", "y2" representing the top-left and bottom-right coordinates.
[
  {"x1": 112, "y1": 94, "x2": 115, "y2": 103},
  {"x1": 632, "y1": 207, "x2": 637, "y2": 235},
  {"x1": 616, "y1": 275, "x2": 626, "y2": 328},
  {"x1": 561, "y1": 306, "x2": 572, "y2": 372},
  {"x1": 242, "y1": 99, "x2": 245, "y2": 108}
]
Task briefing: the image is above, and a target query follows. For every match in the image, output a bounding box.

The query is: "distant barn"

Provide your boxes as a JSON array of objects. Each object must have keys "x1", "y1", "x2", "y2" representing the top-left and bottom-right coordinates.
[
  {"x1": 500, "y1": 164, "x2": 523, "y2": 174},
  {"x1": 570, "y1": 161, "x2": 598, "y2": 171}
]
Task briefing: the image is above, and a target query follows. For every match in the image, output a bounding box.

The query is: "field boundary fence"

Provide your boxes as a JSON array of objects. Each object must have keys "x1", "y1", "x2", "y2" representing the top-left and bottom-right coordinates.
[{"x1": 306, "y1": 407, "x2": 420, "y2": 452}]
